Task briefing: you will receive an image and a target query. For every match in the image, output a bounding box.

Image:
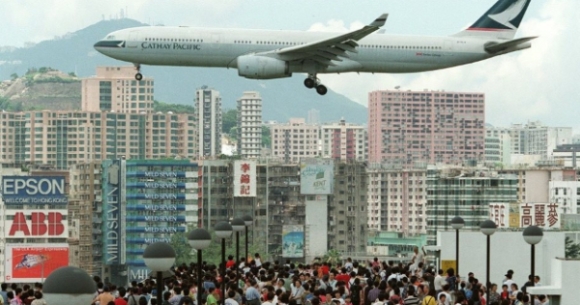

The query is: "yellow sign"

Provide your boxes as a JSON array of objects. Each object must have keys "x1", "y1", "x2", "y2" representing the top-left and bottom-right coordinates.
[
  {"x1": 441, "y1": 260, "x2": 457, "y2": 273},
  {"x1": 509, "y1": 202, "x2": 520, "y2": 228}
]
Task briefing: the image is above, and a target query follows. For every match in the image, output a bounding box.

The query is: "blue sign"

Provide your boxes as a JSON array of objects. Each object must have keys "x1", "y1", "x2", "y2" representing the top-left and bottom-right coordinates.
[
  {"x1": 102, "y1": 160, "x2": 124, "y2": 265},
  {"x1": 126, "y1": 216, "x2": 186, "y2": 222},
  {"x1": 126, "y1": 182, "x2": 189, "y2": 189},
  {"x1": 125, "y1": 204, "x2": 186, "y2": 211},
  {"x1": 126, "y1": 193, "x2": 188, "y2": 200},
  {"x1": 1, "y1": 176, "x2": 67, "y2": 205},
  {"x1": 126, "y1": 227, "x2": 185, "y2": 233}
]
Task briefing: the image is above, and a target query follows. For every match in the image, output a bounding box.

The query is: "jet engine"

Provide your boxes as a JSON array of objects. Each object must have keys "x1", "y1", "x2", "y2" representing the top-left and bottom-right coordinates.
[{"x1": 237, "y1": 55, "x2": 291, "y2": 79}]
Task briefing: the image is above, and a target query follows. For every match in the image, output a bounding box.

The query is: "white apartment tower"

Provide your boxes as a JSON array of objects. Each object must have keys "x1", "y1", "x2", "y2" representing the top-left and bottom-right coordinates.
[
  {"x1": 271, "y1": 118, "x2": 320, "y2": 163},
  {"x1": 237, "y1": 91, "x2": 262, "y2": 158},
  {"x1": 196, "y1": 86, "x2": 222, "y2": 158}
]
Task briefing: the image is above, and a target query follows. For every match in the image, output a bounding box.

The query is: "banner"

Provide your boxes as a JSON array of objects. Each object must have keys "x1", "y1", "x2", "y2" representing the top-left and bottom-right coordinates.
[
  {"x1": 4, "y1": 210, "x2": 67, "y2": 239},
  {"x1": 282, "y1": 225, "x2": 304, "y2": 258},
  {"x1": 1, "y1": 176, "x2": 67, "y2": 205},
  {"x1": 489, "y1": 202, "x2": 561, "y2": 229},
  {"x1": 300, "y1": 159, "x2": 334, "y2": 195},
  {"x1": 5, "y1": 245, "x2": 69, "y2": 283},
  {"x1": 234, "y1": 160, "x2": 256, "y2": 197},
  {"x1": 102, "y1": 160, "x2": 126, "y2": 265}
]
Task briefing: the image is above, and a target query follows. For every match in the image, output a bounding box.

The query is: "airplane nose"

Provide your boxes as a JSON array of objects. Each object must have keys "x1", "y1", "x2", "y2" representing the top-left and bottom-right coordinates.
[{"x1": 94, "y1": 40, "x2": 125, "y2": 49}]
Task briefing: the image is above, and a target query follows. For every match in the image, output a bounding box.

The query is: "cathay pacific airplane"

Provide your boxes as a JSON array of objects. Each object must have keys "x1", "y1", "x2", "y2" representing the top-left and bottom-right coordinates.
[{"x1": 94, "y1": 0, "x2": 536, "y2": 95}]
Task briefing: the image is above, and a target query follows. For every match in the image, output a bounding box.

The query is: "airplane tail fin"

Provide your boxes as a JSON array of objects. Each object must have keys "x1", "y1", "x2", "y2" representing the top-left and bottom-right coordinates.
[{"x1": 453, "y1": 0, "x2": 532, "y2": 40}]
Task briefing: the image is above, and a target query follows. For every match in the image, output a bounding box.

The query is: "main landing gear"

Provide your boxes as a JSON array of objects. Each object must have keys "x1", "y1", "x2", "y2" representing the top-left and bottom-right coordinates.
[
  {"x1": 304, "y1": 74, "x2": 327, "y2": 96},
  {"x1": 134, "y1": 64, "x2": 143, "y2": 81}
]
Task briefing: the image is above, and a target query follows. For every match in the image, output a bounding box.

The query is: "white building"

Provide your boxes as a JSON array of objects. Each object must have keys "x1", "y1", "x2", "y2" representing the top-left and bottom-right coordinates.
[
  {"x1": 270, "y1": 118, "x2": 320, "y2": 163},
  {"x1": 366, "y1": 165, "x2": 427, "y2": 236},
  {"x1": 551, "y1": 144, "x2": 580, "y2": 168},
  {"x1": 196, "y1": 86, "x2": 222, "y2": 157},
  {"x1": 549, "y1": 180, "x2": 580, "y2": 215},
  {"x1": 485, "y1": 132, "x2": 511, "y2": 166},
  {"x1": 237, "y1": 91, "x2": 262, "y2": 158},
  {"x1": 321, "y1": 119, "x2": 367, "y2": 161}
]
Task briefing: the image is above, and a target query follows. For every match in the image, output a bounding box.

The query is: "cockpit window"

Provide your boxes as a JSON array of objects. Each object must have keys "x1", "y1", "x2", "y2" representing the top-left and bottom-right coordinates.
[{"x1": 106, "y1": 35, "x2": 116, "y2": 40}]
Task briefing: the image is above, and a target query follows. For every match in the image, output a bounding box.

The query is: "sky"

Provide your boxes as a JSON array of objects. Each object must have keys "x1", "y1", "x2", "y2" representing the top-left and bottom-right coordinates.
[{"x1": 0, "y1": 0, "x2": 579, "y2": 130}]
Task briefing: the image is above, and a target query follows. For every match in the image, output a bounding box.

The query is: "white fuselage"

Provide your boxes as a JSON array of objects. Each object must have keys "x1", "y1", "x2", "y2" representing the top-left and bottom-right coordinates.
[{"x1": 96, "y1": 26, "x2": 495, "y2": 75}]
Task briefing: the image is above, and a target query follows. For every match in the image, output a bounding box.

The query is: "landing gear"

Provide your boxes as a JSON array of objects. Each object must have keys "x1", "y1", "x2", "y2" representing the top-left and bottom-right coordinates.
[
  {"x1": 316, "y1": 85, "x2": 328, "y2": 96},
  {"x1": 304, "y1": 74, "x2": 328, "y2": 95},
  {"x1": 134, "y1": 64, "x2": 143, "y2": 81}
]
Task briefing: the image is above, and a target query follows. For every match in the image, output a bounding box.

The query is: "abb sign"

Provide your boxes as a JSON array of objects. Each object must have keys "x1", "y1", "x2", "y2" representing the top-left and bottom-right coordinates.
[{"x1": 5, "y1": 210, "x2": 68, "y2": 238}]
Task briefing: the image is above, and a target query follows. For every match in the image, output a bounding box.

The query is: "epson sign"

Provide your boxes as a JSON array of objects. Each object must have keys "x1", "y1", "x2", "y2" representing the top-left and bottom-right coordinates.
[{"x1": 2, "y1": 176, "x2": 67, "y2": 205}]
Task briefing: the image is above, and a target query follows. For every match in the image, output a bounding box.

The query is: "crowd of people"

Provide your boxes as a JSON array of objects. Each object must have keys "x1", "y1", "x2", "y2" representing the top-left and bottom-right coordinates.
[{"x1": 0, "y1": 248, "x2": 550, "y2": 305}]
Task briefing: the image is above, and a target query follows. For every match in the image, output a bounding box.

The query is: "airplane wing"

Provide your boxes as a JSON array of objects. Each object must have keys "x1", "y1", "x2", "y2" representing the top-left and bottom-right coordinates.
[
  {"x1": 484, "y1": 36, "x2": 538, "y2": 54},
  {"x1": 262, "y1": 13, "x2": 388, "y2": 67}
]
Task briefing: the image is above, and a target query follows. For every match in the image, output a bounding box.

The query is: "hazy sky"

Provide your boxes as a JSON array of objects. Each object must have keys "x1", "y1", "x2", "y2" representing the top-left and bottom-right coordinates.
[{"x1": 0, "y1": 0, "x2": 578, "y2": 129}]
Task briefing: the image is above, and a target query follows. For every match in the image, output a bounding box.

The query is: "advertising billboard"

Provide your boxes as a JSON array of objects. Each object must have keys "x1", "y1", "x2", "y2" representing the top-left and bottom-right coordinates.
[
  {"x1": 4, "y1": 210, "x2": 68, "y2": 239},
  {"x1": 4, "y1": 244, "x2": 69, "y2": 283},
  {"x1": 282, "y1": 225, "x2": 304, "y2": 258},
  {"x1": 489, "y1": 202, "x2": 561, "y2": 229},
  {"x1": 300, "y1": 159, "x2": 334, "y2": 195},
  {"x1": 102, "y1": 160, "x2": 126, "y2": 265},
  {"x1": 1, "y1": 176, "x2": 67, "y2": 205},
  {"x1": 234, "y1": 160, "x2": 256, "y2": 197}
]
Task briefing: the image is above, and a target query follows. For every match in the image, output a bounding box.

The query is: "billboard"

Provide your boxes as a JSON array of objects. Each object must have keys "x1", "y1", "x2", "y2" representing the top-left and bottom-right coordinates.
[
  {"x1": 4, "y1": 244, "x2": 69, "y2": 283},
  {"x1": 102, "y1": 160, "x2": 126, "y2": 265},
  {"x1": 4, "y1": 210, "x2": 67, "y2": 239},
  {"x1": 1, "y1": 176, "x2": 67, "y2": 205},
  {"x1": 234, "y1": 160, "x2": 256, "y2": 197},
  {"x1": 489, "y1": 202, "x2": 561, "y2": 229},
  {"x1": 282, "y1": 225, "x2": 304, "y2": 258},
  {"x1": 300, "y1": 159, "x2": 334, "y2": 195}
]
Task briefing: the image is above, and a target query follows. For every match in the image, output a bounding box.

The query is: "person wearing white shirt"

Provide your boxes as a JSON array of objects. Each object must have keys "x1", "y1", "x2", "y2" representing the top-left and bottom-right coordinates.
[
  {"x1": 434, "y1": 269, "x2": 447, "y2": 293},
  {"x1": 225, "y1": 291, "x2": 240, "y2": 305}
]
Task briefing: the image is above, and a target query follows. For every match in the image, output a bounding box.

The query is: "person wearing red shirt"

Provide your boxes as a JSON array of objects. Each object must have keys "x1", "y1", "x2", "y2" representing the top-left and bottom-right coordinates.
[
  {"x1": 226, "y1": 255, "x2": 236, "y2": 270},
  {"x1": 320, "y1": 263, "x2": 330, "y2": 276},
  {"x1": 335, "y1": 268, "x2": 351, "y2": 289},
  {"x1": 115, "y1": 287, "x2": 128, "y2": 305}
]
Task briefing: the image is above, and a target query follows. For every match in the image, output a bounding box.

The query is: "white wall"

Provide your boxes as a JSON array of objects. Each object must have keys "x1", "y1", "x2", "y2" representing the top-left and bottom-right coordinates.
[
  {"x1": 305, "y1": 196, "x2": 328, "y2": 261},
  {"x1": 437, "y1": 231, "x2": 565, "y2": 286}
]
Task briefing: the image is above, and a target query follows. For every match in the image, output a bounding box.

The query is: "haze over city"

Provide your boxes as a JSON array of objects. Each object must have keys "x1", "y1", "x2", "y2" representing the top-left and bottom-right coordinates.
[{"x1": 1, "y1": 0, "x2": 579, "y2": 129}]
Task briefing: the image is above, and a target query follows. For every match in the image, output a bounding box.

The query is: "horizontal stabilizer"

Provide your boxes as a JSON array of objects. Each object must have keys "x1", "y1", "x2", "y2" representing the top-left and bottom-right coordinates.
[{"x1": 484, "y1": 36, "x2": 537, "y2": 54}]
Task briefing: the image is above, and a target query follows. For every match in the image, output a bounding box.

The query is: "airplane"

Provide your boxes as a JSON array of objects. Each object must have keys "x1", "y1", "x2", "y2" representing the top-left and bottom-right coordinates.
[{"x1": 94, "y1": 0, "x2": 536, "y2": 96}]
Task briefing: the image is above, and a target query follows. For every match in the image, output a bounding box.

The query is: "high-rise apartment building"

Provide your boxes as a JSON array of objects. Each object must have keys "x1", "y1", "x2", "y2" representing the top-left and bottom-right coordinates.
[
  {"x1": 237, "y1": 92, "x2": 262, "y2": 158},
  {"x1": 485, "y1": 133, "x2": 511, "y2": 166},
  {"x1": 321, "y1": 119, "x2": 367, "y2": 161},
  {"x1": 196, "y1": 86, "x2": 222, "y2": 158},
  {"x1": 488, "y1": 122, "x2": 572, "y2": 158},
  {"x1": 368, "y1": 90, "x2": 485, "y2": 166},
  {"x1": 271, "y1": 118, "x2": 319, "y2": 163},
  {"x1": 366, "y1": 165, "x2": 427, "y2": 236},
  {"x1": 82, "y1": 66, "x2": 154, "y2": 113},
  {"x1": 0, "y1": 111, "x2": 197, "y2": 169},
  {"x1": 426, "y1": 167, "x2": 518, "y2": 245}
]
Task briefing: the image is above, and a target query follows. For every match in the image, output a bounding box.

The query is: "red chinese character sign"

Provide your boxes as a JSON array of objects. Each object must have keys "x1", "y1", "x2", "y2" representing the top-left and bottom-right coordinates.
[
  {"x1": 234, "y1": 160, "x2": 256, "y2": 197},
  {"x1": 519, "y1": 203, "x2": 561, "y2": 229},
  {"x1": 489, "y1": 203, "x2": 509, "y2": 228}
]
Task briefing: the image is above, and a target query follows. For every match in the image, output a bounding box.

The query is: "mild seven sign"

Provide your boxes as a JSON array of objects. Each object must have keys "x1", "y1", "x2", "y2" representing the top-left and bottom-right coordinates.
[{"x1": 2, "y1": 176, "x2": 67, "y2": 205}]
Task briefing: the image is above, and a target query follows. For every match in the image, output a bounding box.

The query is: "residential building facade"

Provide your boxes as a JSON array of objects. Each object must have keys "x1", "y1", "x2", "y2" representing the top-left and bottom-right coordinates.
[
  {"x1": 368, "y1": 90, "x2": 485, "y2": 166},
  {"x1": 271, "y1": 118, "x2": 320, "y2": 163},
  {"x1": 196, "y1": 86, "x2": 222, "y2": 157},
  {"x1": 237, "y1": 91, "x2": 262, "y2": 158},
  {"x1": 321, "y1": 119, "x2": 367, "y2": 161}
]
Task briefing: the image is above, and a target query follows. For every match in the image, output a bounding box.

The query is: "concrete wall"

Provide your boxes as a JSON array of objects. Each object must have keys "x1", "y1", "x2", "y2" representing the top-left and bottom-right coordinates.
[
  {"x1": 437, "y1": 231, "x2": 565, "y2": 286},
  {"x1": 305, "y1": 196, "x2": 328, "y2": 261},
  {"x1": 525, "y1": 170, "x2": 550, "y2": 203}
]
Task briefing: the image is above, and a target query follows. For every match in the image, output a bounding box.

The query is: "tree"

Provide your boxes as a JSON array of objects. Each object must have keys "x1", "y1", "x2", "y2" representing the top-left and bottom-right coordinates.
[
  {"x1": 261, "y1": 126, "x2": 271, "y2": 148},
  {"x1": 196, "y1": 230, "x2": 268, "y2": 266},
  {"x1": 321, "y1": 249, "x2": 342, "y2": 264},
  {"x1": 222, "y1": 109, "x2": 237, "y2": 133},
  {"x1": 170, "y1": 232, "x2": 194, "y2": 265},
  {"x1": 68, "y1": 72, "x2": 77, "y2": 77},
  {"x1": 565, "y1": 236, "x2": 580, "y2": 258},
  {"x1": 10, "y1": 73, "x2": 18, "y2": 80}
]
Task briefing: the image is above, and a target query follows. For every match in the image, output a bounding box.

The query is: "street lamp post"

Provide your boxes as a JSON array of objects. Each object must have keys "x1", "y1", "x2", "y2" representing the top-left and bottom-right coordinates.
[
  {"x1": 242, "y1": 215, "x2": 253, "y2": 263},
  {"x1": 523, "y1": 226, "x2": 543, "y2": 295},
  {"x1": 43, "y1": 266, "x2": 96, "y2": 305},
  {"x1": 231, "y1": 218, "x2": 246, "y2": 265},
  {"x1": 143, "y1": 242, "x2": 176, "y2": 305},
  {"x1": 480, "y1": 220, "x2": 497, "y2": 288},
  {"x1": 450, "y1": 216, "x2": 465, "y2": 278},
  {"x1": 188, "y1": 228, "x2": 212, "y2": 305},
  {"x1": 215, "y1": 221, "x2": 233, "y2": 305}
]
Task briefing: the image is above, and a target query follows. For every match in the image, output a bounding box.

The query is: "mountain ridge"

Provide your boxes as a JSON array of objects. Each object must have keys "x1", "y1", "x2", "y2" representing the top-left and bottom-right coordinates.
[{"x1": 0, "y1": 19, "x2": 368, "y2": 124}]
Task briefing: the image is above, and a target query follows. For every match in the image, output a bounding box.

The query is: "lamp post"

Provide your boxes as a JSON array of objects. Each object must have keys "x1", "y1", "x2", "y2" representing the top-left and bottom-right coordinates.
[
  {"x1": 43, "y1": 266, "x2": 96, "y2": 305},
  {"x1": 523, "y1": 225, "x2": 543, "y2": 294},
  {"x1": 231, "y1": 218, "x2": 246, "y2": 265},
  {"x1": 450, "y1": 216, "x2": 464, "y2": 278},
  {"x1": 215, "y1": 221, "x2": 233, "y2": 305},
  {"x1": 480, "y1": 220, "x2": 497, "y2": 288},
  {"x1": 188, "y1": 228, "x2": 212, "y2": 305},
  {"x1": 144, "y1": 242, "x2": 176, "y2": 305},
  {"x1": 242, "y1": 215, "x2": 253, "y2": 263}
]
